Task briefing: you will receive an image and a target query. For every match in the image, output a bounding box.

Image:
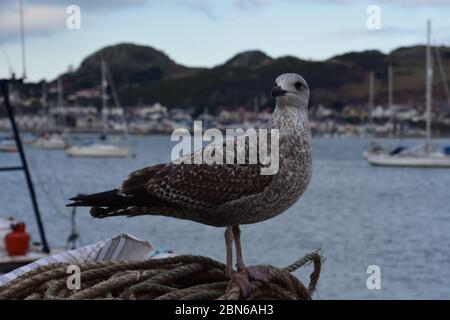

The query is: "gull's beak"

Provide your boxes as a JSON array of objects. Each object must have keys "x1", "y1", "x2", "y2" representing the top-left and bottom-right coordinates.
[{"x1": 271, "y1": 85, "x2": 287, "y2": 98}]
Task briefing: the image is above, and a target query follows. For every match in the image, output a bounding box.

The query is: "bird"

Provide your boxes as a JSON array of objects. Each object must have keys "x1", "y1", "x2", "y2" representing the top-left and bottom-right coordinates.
[{"x1": 68, "y1": 73, "x2": 312, "y2": 278}]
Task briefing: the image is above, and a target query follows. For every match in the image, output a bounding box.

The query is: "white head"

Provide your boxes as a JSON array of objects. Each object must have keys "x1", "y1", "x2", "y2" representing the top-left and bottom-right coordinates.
[{"x1": 271, "y1": 73, "x2": 309, "y2": 110}]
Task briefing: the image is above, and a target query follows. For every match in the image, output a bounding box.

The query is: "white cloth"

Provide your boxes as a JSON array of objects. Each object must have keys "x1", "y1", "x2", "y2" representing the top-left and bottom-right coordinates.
[{"x1": 0, "y1": 233, "x2": 174, "y2": 286}]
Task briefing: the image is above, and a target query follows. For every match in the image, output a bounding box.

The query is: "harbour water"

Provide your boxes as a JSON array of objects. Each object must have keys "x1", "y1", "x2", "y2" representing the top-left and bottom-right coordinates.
[{"x1": 1, "y1": 135, "x2": 450, "y2": 299}]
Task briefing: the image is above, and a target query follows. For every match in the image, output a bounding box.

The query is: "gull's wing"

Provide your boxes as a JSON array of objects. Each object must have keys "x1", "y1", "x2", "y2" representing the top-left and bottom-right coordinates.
[
  {"x1": 121, "y1": 137, "x2": 274, "y2": 209},
  {"x1": 121, "y1": 161, "x2": 272, "y2": 210},
  {"x1": 68, "y1": 138, "x2": 274, "y2": 218}
]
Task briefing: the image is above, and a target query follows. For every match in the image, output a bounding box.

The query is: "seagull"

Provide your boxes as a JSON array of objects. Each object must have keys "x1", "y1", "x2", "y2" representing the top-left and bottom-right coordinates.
[{"x1": 68, "y1": 73, "x2": 312, "y2": 278}]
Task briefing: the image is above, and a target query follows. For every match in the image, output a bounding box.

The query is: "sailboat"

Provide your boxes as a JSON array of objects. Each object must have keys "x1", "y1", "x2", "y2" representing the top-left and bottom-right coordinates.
[
  {"x1": 366, "y1": 21, "x2": 450, "y2": 168},
  {"x1": 66, "y1": 61, "x2": 129, "y2": 158},
  {"x1": 0, "y1": 3, "x2": 68, "y2": 272},
  {"x1": 362, "y1": 71, "x2": 384, "y2": 159},
  {"x1": 0, "y1": 137, "x2": 17, "y2": 153},
  {"x1": 0, "y1": 80, "x2": 65, "y2": 272},
  {"x1": 32, "y1": 132, "x2": 68, "y2": 150},
  {"x1": 32, "y1": 79, "x2": 69, "y2": 150}
]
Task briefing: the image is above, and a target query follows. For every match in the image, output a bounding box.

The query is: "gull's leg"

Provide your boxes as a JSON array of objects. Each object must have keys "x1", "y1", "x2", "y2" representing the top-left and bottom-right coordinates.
[
  {"x1": 232, "y1": 225, "x2": 246, "y2": 272},
  {"x1": 230, "y1": 224, "x2": 271, "y2": 298},
  {"x1": 224, "y1": 226, "x2": 234, "y2": 278}
]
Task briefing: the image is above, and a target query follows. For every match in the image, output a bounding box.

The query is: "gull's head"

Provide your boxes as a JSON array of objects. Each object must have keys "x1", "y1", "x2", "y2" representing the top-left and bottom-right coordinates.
[{"x1": 271, "y1": 73, "x2": 309, "y2": 109}]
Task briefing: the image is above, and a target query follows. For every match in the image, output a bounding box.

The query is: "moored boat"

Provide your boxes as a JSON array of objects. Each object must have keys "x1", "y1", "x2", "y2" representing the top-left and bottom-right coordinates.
[
  {"x1": 0, "y1": 139, "x2": 17, "y2": 153},
  {"x1": 65, "y1": 60, "x2": 129, "y2": 158},
  {"x1": 66, "y1": 143, "x2": 128, "y2": 158},
  {"x1": 32, "y1": 132, "x2": 69, "y2": 150},
  {"x1": 366, "y1": 21, "x2": 450, "y2": 168},
  {"x1": 367, "y1": 144, "x2": 450, "y2": 168}
]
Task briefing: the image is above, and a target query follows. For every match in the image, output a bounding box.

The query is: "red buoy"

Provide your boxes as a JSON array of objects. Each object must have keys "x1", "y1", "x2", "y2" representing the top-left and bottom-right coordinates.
[{"x1": 5, "y1": 222, "x2": 30, "y2": 256}]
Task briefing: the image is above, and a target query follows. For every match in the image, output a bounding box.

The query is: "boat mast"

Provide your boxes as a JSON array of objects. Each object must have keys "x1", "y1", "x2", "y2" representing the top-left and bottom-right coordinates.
[
  {"x1": 0, "y1": 79, "x2": 50, "y2": 253},
  {"x1": 388, "y1": 65, "x2": 394, "y2": 137},
  {"x1": 105, "y1": 63, "x2": 129, "y2": 137},
  {"x1": 56, "y1": 77, "x2": 66, "y2": 130},
  {"x1": 41, "y1": 81, "x2": 49, "y2": 132},
  {"x1": 425, "y1": 20, "x2": 433, "y2": 150},
  {"x1": 101, "y1": 60, "x2": 108, "y2": 136},
  {"x1": 388, "y1": 65, "x2": 393, "y2": 109},
  {"x1": 368, "y1": 71, "x2": 375, "y2": 145},
  {"x1": 57, "y1": 77, "x2": 63, "y2": 107},
  {"x1": 41, "y1": 82, "x2": 47, "y2": 108},
  {"x1": 0, "y1": 1, "x2": 50, "y2": 254},
  {"x1": 19, "y1": 0, "x2": 27, "y2": 79}
]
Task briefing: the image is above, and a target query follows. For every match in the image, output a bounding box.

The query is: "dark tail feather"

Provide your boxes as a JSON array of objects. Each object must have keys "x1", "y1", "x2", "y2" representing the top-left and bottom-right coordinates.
[
  {"x1": 67, "y1": 189, "x2": 131, "y2": 207},
  {"x1": 67, "y1": 189, "x2": 142, "y2": 218},
  {"x1": 89, "y1": 206, "x2": 146, "y2": 218},
  {"x1": 67, "y1": 189, "x2": 153, "y2": 219},
  {"x1": 66, "y1": 189, "x2": 168, "y2": 218}
]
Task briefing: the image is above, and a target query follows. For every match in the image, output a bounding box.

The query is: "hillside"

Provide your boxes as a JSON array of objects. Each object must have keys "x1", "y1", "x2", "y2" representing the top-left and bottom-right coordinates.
[
  {"x1": 44, "y1": 43, "x2": 450, "y2": 112},
  {"x1": 55, "y1": 43, "x2": 200, "y2": 95}
]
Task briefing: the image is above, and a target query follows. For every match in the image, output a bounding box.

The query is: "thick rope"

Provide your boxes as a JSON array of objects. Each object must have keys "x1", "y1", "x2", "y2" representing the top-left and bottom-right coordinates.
[{"x1": 0, "y1": 252, "x2": 322, "y2": 300}]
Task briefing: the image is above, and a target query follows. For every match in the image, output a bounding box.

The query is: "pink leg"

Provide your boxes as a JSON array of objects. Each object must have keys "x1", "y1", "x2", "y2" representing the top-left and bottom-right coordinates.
[
  {"x1": 229, "y1": 225, "x2": 271, "y2": 298},
  {"x1": 232, "y1": 225, "x2": 246, "y2": 271},
  {"x1": 224, "y1": 226, "x2": 234, "y2": 278}
]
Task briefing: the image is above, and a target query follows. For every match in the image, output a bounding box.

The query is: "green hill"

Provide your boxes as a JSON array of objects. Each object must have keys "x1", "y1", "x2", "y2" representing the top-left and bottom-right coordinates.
[{"x1": 47, "y1": 43, "x2": 450, "y2": 111}]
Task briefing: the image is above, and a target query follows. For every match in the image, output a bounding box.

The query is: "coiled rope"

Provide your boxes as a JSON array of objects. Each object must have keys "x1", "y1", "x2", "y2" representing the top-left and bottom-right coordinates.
[{"x1": 0, "y1": 252, "x2": 322, "y2": 300}]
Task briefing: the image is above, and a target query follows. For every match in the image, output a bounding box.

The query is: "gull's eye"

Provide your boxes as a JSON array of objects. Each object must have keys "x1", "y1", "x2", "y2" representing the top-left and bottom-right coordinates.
[{"x1": 295, "y1": 82, "x2": 303, "y2": 90}]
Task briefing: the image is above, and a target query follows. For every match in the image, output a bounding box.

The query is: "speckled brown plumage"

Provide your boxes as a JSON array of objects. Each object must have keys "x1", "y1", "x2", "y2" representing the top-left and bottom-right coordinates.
[{"x1": 68, "y1": 73, "x2": 312, "y2": 229}]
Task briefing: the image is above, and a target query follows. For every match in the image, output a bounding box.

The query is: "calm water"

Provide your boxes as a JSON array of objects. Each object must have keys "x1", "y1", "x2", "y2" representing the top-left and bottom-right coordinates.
[{"x1": 1, "y1": 135, "x2": 450, "y2": 299}]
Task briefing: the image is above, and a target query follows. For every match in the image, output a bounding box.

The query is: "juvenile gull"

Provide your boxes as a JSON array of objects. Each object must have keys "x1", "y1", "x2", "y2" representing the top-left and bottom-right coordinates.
[{"x1": 68, "y1": 73, "x2": 312, "y2": 277}]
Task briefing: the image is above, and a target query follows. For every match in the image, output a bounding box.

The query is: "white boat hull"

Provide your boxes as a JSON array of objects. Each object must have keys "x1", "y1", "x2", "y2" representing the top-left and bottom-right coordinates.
[
  {"x1": 367, "y1": 154, "x2": 450, "y2": 168},
  {"x1": 66, "y1": 144, "x2": 129, "y2": 158},
  {"x1": 32, "y1": 137, "x2": 68, "y2": 150},
  {"x1": 362, "y1": 150, "x2": 370, "y2": 160},
  {"x1": 0, "y1": 145, "x2": 17, "y2": 153}
]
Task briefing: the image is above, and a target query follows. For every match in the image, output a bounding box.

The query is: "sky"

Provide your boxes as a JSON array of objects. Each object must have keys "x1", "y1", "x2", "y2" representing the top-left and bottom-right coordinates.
[{"x1": 1, "y1": 0, "x2": 450, "y2": 81}]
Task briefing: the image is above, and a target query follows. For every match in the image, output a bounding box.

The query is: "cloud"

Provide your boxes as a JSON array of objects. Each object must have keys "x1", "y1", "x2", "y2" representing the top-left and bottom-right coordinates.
[
  {"x1": 406, "y1": 0, "x2": 450, "y2": 4},
  {"x1": 0, "y1": 0, "x2": 219, "y2": 42},
  {"x1": 0, "y1": 0, "x2": 146, "y2": 11},
  {"x1": 2, "y1": 0, "x2": 450, "y2": 42},
  {"x1": 233, "y1": 0, "x2": 276, "y2": 11},
  {"x1": 0, "y1": 0, "x2": 147, "y2": 42},
  {"x1": 232, "y1": 0, "x2": 450, "y2": 11},
  {"x1": 0, "y1": 4, "x2": 66, "y2": 41},
  {"x1": 165, "y1": 0, "x2": 217, "y2": 20}
]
